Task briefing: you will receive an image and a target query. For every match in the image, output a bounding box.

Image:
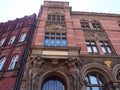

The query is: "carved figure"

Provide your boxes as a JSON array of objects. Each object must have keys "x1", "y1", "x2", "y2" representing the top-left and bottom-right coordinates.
[{"x1": 28, "y1": 55, "x2": 43, "y2": 90}]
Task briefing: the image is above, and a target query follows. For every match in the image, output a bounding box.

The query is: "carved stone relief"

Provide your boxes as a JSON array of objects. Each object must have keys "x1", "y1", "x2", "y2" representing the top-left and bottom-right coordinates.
[
  {"x1": 45, "y1": 23, "x2": 66, "y2": 30},
  {"x1": 48, "y1": 8, "x2": 64, "y2": 15},
  {"x1": 84, "y1": 31, "x2": 108, "y2": 40}
]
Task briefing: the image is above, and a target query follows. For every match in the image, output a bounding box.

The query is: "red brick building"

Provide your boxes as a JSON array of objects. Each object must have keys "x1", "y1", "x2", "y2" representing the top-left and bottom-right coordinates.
[
  {"x1": 1, "y1": 1, "x2": 120, "y2": 90},
  {"x1": 0, "y1": 14, "x2": 36, "y2": 90},
  {"x1": 20, "y1": 1, "x2": 120, "y2": 90}
]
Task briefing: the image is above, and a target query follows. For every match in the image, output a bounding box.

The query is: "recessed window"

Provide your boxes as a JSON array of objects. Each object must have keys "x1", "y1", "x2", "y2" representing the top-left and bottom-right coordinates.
[
  {"x1": 8, "y1": 35, "x2": 16, "y2": 45},
  {"x1": 0, "y1": 38, "x2": 6, "y2": 47},
  {"x1": 0, "y1": 57, "x2": 6, "y2": 71},
  {"x1": 47, "y1": 15, "x2": 65, "y2": 22},
  {"x1": 44, "y1": 32, "x2": 67, "y2": 47},
  {"x1": 100, "y1": 41, "x2": 113, "y2": 54},
  {"x1": 8, "y1": 55, "x2": 19, "y2": 70},
  {"x1": 92, "y1": 22, "x2": 102, "y2": 30},
  {"x1": 86, "y1": 40, "x2": 99, "y2": 54},
  {"x1": 42, "y1": 76, "x2": 65, "y2": 90},
  {"x1": 19, "y1": 33, "x2": 27, "y2": 42},
  {"x1": 85, "y1": 72, "x2": 106, "y2": 90},
  {"x1": 80, "y1": 21, "x2": 90, "y2": 30}
]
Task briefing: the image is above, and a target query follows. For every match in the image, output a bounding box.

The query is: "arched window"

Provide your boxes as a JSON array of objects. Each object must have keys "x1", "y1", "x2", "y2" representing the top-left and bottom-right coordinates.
[
  {"x1": 42, "y1": 76, "x2": 65, "y2": 90},
  {"x1": 117, "y1": 71, "x2": 120, "y2": 80},
  {"x1": 0, "y1": 57, "x2": 6, "y2": 71},
  {"x1": 19, "y1": 33, "x2": 27, "y2": 42},
  {"x1": 85, "y1": 72, "x2": 106, "y2": 90},
  {"x1": 8, "y1": 55, "x2": 19, "y2": 70},
  {"x1": 8, "y1": 35, "x2": 16, "y2": 45},
  {"x1": 0, "y1": 38, "x2": 6, "y2": 47}
]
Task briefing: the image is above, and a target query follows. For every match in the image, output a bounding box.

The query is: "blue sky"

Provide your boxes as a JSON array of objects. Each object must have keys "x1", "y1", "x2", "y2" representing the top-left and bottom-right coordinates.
[{"x1": 0, "y1": 0, "x2": 120, "y2": 22}]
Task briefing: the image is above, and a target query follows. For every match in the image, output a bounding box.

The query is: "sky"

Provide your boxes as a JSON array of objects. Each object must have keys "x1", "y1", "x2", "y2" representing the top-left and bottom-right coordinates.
[{"x1": 0, "y1": 0, "x2": 120, "y2": 22}]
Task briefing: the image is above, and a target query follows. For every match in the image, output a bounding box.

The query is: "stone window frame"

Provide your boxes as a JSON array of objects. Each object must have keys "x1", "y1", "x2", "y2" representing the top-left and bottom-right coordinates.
[
  {"x1": 86, "y1": 40, "x2": 99, "y2": 54},
  {"x1": 44, "y1": 32, "x2": 67, "y2": 47}
]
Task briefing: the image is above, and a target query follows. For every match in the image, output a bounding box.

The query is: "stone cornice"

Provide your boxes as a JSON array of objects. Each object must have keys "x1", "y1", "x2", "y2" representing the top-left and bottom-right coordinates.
[{"x1": 71, "y1": 11, "x2": 120, "y2": 17}]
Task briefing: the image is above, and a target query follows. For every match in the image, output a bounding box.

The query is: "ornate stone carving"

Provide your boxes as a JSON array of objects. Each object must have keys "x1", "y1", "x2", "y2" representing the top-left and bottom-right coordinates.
[
  {"x1": 48, "y1": 8, "x2": 64, "y2": 15},
  {"x1": 104, "y1": 60, "x2": 113, "y2": 69},
  {"x1": 28, "y1": 55, "x2": 43, "y2": 90},
  {"x1": 84, "y1": 31, "x2": 108, "y2": 40},
  {"x1": 45, "y1": 23, "x2": 66, "y2": 30}
]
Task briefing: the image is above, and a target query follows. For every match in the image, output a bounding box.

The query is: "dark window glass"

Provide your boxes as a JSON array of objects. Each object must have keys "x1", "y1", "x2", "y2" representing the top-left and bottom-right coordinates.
[
  {"x1": 44, "y1": 32, "x2": 67, "y2": 47},
  {"x1": 47, "y1": 15, "x2": 65, "y2": 22},
  {"x1": 92, "y1": 22, "x2": 102, "y2": 30},
  {"x1": 86, "y1": 41, "x2": 99, "y2": 54},
  {"x1": 80, "y1": 21, "x2": 90, "y2": 30}
]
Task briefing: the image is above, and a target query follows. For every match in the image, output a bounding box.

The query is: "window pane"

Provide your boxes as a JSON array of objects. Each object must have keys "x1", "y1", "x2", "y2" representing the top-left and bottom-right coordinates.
[
  {"x1": 87, "y1": 46, "x2": 92, "y2": 52},
  {"x1": 62, "y1": 39, "x2": 67, "y2": 46},
  {"x1": 86, "y1": 87, "x2": 91, "y2": 90},
  {"x1": 50, "y1": 38, "x2": 55, "y2": 46},
  {"x1": 42, "y1": 79, "x2": 65, "y2": 90},
  {"x1": 93, "y1": 46, "x2": 98, "y2": 53},
  {"x1": 44, "y1": 38, "x2": 49, "y2": 46},
  {"x1": 0, "y1": 57, "x2": 6, "y2": 71},
  {"x1": 101, "y1": 47, "x2": 106, "y2": 53},
  {"x1": 107, "y1": 47, "x2": 112, "y2": 53},
  {"x1": 90, "y1": 74, "x2": 98, "y2": 84},
  {"x1": 19, "y1": 33, "x2": 27, "y2": 42},
  {"x1": 56, "y1": 38, "x2": 60, "y2": 46},
  {"x1": 92, "y1": 87, "x2": 99, "y2": 90}
]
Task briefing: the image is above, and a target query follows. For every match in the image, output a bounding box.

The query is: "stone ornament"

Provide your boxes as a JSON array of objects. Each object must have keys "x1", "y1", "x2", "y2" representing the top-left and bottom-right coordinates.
[
  {"x1": 104, "y1": 60, "x2": 113, "y2": 69},
  {"x1": 46, "y1": 23, "x2": 66, "y2": 30}
]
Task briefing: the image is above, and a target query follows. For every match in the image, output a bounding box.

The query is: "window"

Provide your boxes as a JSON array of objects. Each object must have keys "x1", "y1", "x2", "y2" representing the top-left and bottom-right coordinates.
[
  {"x1": 86, "y1": 41, "x2": 99, "y2": 54},
  {"x1": 19, "y1": 33, "x2": 27, "y2": 42},
  {"x1": 44, "y1": 32, "x2": 67, "y2": 47},
  {"x1": 92, "y1": 22, "x2": 102, "y2": 30},
  {"x1": 47, "y1": 15, "x2": 65, "y2": 22},
  {"x1": 100, "y1": 41, "x2": 113, "y2": 54},
  {"x1": 117, "y1": 72, "x2": 120, "y2": 80},
  {"x1": 80, "y1": 21, "x2": 90, "y2": 30},
  {"x1": 8, "y1": 35, "x2": 16, "y2": 45},
  {"x1": 42, "y1": 77, "x2": 65, "y2": 90},
  {"x1": 0, "y1": 57, "x2": 6, "y2": 71},
  {"x1": 0, "y1": 38, "x2": 6, "y2": 47},
  {"x1": 8, "y1": 55, "x2": 19, "y2": 70},
  {"x1": 85, "y1": 72, "x2": 106, "y2": 90}
]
